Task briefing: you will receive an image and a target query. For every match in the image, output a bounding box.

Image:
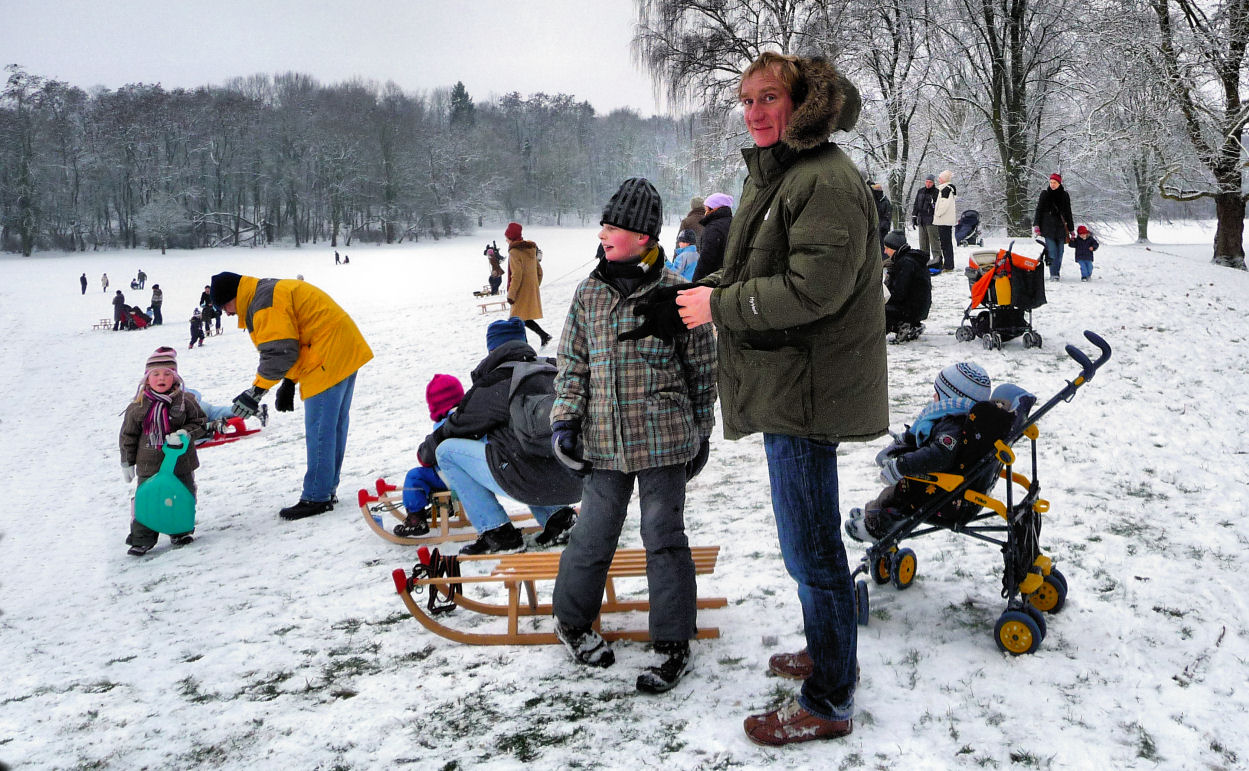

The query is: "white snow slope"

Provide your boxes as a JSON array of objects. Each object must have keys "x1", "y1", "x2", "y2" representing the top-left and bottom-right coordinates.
[{"x1": 1, "y1": 224, "x2": 1247, "y2": 770}]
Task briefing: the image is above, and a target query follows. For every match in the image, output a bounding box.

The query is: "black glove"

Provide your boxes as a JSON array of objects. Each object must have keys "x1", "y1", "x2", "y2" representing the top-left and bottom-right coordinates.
[
  {"x1": 551, "y1": 419, "x2": 591, "y2": 477},
  {"x1": 231, "y1": 386, "x2": 267, "y2": 418},
  {"x1": 685, "y1": 437, "x2": 710, "y2": 481},
  {"x1": 617, "y1": 283, "x2": 698, "y2": 344},
  {"x1": 275, "y1": 378, "x2": 296, "y2": 412}
]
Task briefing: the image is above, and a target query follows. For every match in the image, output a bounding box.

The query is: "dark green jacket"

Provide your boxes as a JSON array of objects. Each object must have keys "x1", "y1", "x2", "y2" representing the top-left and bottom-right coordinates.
[{"x1": 707, "y1": 60, "x2": 889, "y2": 443}]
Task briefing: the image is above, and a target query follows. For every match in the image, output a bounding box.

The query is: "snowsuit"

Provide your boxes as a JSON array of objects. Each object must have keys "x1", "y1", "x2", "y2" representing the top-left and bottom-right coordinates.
[
  {"x1": 120, "y1": 384, "x2": 207, "y2": 548},
  {"x1": 190, "y1": 314, "x2": 205, "y2": 347},
  {"x1": 551, "y1": 245, "x2": 718, "y2": 643},
  {"x1": 1074, "y1": 233, "x2": 1098, "y2": 279},
  {"x1": 692, "y1": 206, "x2": 732, "y2": 282},
  {"x1": 884, "y1": 244, "x2": 933, "y2": 330}
]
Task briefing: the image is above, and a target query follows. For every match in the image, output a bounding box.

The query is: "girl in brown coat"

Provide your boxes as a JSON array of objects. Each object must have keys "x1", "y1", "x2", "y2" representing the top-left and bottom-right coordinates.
[
  {"x1": 503, "y1": 221, "x2": 553, "y2": 347},
  {"x1": 119, "y1": 347, "x2": 208, "y2": 555}
]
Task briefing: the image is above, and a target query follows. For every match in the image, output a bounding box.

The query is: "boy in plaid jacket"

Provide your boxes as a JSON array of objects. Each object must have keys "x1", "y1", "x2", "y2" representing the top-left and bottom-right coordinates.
[{"x1": 549, "y1": 178, "x2": 717, "y2": 693}]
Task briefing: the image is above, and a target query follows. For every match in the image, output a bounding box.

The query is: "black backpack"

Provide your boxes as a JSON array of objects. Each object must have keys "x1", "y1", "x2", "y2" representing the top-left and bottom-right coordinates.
[{"x1": 499, "y1": 360, "x2": 559, "y2": 457}]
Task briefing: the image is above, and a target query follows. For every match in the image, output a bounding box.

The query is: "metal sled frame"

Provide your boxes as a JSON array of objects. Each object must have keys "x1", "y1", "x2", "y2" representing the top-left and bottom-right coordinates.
[
  {"x1": 392, "y1": 547, "x2": 727, "y2": 645},
  {"x1": 358, "y1": 479, "x2": 540, "y2": 546},
  {"x1": 853, "y1": 331, "x2": 1111, "y2": 654}
]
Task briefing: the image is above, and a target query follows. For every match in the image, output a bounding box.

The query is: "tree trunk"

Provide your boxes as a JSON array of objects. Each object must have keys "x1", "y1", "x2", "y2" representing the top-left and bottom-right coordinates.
[{"x1": 1212, "y1": 191, "x2": 1246, "y2": 268}]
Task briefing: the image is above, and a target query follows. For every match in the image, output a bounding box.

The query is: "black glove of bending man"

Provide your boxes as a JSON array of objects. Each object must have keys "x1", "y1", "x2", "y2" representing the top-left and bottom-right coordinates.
[
  {"x1": 231, "y1": 385, "x2": 267, "y2": 418},
  {"x1": 551, "y1": 419, "x2": 591, "y2": 477},
  {"x1": 617, "y1": 283, "x2": 699, "y2": 344},
  {"x1": 275, "y1": 378, "x2": 296, "y2": 412}
]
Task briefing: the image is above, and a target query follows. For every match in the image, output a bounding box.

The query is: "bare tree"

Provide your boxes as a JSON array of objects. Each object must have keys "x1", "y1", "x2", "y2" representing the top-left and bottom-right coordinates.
[{"x1": 1151, "y1": 0, "x2": 1249, "y2": 268}]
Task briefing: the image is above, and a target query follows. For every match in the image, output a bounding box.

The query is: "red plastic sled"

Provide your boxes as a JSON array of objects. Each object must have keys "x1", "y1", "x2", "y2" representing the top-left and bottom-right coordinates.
[{"x1": 198, "y1": 416, "x2": 261, "y2": 449}]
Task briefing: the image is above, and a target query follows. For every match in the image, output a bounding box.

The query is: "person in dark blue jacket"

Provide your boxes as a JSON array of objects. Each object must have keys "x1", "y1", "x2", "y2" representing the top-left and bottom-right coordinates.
[{"x1": 1072, "y1": 225, "x2": 1099, "y2": 281}]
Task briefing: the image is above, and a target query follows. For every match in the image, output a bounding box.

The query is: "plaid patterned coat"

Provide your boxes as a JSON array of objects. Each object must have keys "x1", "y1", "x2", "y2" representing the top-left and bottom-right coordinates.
[{"x1": 552, "y1": 261, "x2": 717, "y2": 474}]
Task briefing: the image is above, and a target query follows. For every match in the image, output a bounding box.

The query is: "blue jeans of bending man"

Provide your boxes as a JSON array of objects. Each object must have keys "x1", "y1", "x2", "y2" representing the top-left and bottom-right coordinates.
[
  {"x1": 1045, "y1": 237, "x2": 1066, "y2": 278},
  {"x1": 764, "y1": 433, "x2": 856, "y2": 722},
  {"x1": 434, "y1": 438, "x2": 563, "y2": 532},
  {"x1": 552, "y1": 464, "x2": 696, "y2": 642},
  {"x1": 302, "y1": 372, "x2": 357, "y2": 503}
]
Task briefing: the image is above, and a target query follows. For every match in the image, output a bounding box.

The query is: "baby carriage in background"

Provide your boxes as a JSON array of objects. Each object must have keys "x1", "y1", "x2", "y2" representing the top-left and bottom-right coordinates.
[
  {"x1": 851, "y1": 331, "x2": 1112, "y2": 654},
  {"x1": 956, "y1": 241, "x2": 1046, "y2": 349},
  {"x1": 956, "y1": 209, "x2": 984, "y2": 246}
]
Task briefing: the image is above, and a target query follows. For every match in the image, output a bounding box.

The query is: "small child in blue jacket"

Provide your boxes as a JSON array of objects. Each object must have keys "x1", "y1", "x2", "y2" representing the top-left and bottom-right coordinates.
[
  {"x1": 394, "y1": 374, "x2": 464, "y2": 537},
  {"x1": 845, "y1": 362, "x2": 991, "y2": 542},
  {"x1": 1073, "y1": 225, "x2": 1099, "y2": 281}
]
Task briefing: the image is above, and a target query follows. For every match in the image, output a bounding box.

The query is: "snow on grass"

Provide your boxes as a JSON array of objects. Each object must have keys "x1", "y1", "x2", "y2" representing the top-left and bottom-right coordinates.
[{"x1": 1, "y1": 225, "x2": 1247, "y2": 769}]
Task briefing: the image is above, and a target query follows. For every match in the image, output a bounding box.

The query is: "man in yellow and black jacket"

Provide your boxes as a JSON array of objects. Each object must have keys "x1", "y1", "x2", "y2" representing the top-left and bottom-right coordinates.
[{"x1": 210, "y1": 272, "x2": 373, "y2": 520}]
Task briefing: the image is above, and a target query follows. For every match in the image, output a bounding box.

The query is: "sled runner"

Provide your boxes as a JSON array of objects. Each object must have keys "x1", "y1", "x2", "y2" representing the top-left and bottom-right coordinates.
[
  {"x1": 392, "y1": 545, "x2": 727, "y2": 645},
  {"x1": 358, "y1": 478, "x2": 539, "y2": 545},
  {"x1": 134, "y1": 435, "x2": 196, "y2": 534},
  {"x1": 851, "y1": 330, "x2": 1111, "y2": 655},
  {"x1": 197, "y1": 416, "x2": 262, "y2": 449}
]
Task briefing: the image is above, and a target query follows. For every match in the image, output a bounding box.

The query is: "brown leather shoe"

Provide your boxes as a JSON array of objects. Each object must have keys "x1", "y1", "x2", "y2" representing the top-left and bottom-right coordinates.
[
  {"x1": 744, "y1": 698, "x2": 853, "y2": 746},
  {"x1": 768, "y1": 648, "x2": 814, "y2": 679}
]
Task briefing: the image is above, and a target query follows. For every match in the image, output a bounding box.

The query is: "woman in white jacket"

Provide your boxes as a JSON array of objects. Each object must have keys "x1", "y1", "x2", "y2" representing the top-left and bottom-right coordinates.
[{"x1": 932, "y1": 169, "x2": 958, "y2": 270}]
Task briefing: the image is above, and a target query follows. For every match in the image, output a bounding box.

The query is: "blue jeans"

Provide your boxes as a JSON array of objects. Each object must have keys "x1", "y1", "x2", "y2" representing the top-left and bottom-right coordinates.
[
  {"x1": 1045, "y1": 237, "x2": 1065, "y2": 277},
  {"x1": 763, "y1": 433, "x2": 856, "y2": 722},
  {"x1": 1077, "y1": 259, "x2": 1093, "y2": 279},
  {"x1": 302, "y1": 373, "x2": 356, "y2": 502},
  {"x1": 402, "y1": 465, "x2": 447, "y2": 513},
  {"x1": 186, "y1": 389, "x2": 234, "y2": 422},
  {"x1": 434, "y1": 438, "x2": 562, "y2": 532}
]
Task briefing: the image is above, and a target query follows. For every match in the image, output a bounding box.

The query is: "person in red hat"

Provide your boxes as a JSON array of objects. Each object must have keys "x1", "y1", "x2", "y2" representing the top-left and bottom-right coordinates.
[
  {"x1": 1033, "y1": 173, "x2": 1075, "y2": 280},
  {"x1": 1073, "y1": 224, "x2": 1099, "y2": 281},
  {"x1": 503, "y1": 222, "x2": 554, "y2": 347}
]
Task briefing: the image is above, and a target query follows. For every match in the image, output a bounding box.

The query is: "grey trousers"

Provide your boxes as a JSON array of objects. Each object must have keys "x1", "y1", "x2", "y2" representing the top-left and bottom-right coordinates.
[
  {"x1": 552, "y1": 465, "x2": 697, "y2": 641},
  {"x1": 916, "y1": 224, "x2": 940, "y2": 256}
]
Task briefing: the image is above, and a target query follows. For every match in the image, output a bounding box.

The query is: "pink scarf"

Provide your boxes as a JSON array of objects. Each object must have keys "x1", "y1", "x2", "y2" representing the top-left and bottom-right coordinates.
[{"x1": 141, "y1": 387, "x2": 174, "y2": 449}]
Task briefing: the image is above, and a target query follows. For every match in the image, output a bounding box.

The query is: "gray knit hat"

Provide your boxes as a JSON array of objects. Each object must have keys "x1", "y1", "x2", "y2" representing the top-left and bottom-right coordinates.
[
  {"x1": 883, "y1": 230, "x2": 908, "y2": 251},
  {"x1": 601, "y1": 178, "x2": 663, "y2": 240},
  {"x1": 935, "y1": 362, "x2": 992, "y2": 402}
]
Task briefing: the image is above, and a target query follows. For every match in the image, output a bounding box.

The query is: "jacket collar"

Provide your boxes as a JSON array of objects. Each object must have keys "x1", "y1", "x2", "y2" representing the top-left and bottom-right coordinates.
[{"x1": 742, "y1": 142, "x2": 802, "y2": 187}]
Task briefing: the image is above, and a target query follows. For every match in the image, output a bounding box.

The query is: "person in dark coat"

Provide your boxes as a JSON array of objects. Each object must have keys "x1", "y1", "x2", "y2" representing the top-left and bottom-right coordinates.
[
  {"x1": 882, "y1": 231, "x2": 932, "y2": 341},
  {"x1": 910, "y1": 175, "x2": 939, "y2": 255},
  {"x1": 416, "y1": 319, "x2": 582, "y2": 554},
  {"x1": 692, "y1": 193, "x2": 733, "y2": 282},
  {"x1": 80, "y1": 273, "x2": 88, "y2": 294},
  {"x1": 869, "y1": 181, "x2": 891, "y2": 257},
  {"x1": 150, "y1": 284, "x2": 163, "y2": 325},
  {"x1": 112, "y1": 290, "x2": 128, "y2": 330},
  {"x1": 1033, "y1": 173, "x2": 1075, "y2": 280},
  {"x1": 677, "y1": 196, "x2": 705, "y2": 250}
]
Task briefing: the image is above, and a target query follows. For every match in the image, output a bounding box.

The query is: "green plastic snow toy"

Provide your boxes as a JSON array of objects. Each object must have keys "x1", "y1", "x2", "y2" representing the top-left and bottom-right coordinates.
[{"x1": 134, "y1": 432, "x2": 196, "y2": 534}]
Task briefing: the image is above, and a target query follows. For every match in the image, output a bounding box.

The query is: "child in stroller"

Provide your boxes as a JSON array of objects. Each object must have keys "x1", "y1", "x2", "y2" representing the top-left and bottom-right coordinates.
[
  {"x1": 956, "y1": 241, "x2": 1046, "y2": 349},
  {"x1": 845, "y1": 362, "x2": 992, "y2": 543},
  {"x1": 955, "y1": 209, "x2": 983, "y2": 246},
  {"x1": 846, "y1": 331, "x2": 1112, "y2": 654}
]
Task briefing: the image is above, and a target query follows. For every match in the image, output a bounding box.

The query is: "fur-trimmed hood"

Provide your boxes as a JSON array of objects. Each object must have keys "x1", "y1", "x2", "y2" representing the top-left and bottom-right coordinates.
[{"x1": 781, "y1": 58, "x2": 861, "y2": 151}]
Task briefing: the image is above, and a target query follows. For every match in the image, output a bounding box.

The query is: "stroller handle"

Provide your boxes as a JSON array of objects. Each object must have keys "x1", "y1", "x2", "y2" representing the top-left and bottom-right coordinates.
[{"x1": 1064, "y1": 330, "x2": 1112, "y2": 382}]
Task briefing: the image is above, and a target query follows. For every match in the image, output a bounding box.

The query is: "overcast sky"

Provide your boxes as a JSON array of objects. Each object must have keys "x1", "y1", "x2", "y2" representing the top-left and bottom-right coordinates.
[{"x1": 1, "y1": 0, "x2": 669, "y2": 116}]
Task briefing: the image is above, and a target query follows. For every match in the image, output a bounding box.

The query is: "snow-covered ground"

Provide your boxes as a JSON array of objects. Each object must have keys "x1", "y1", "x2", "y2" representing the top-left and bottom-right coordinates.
[{"x1": 1, "y1": 223, "x2": 1246, "y2": 769}]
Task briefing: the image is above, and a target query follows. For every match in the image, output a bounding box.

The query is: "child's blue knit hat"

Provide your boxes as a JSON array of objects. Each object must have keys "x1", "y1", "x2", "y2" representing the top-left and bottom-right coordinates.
[{"x1": 935, "y1": 362, "x2": 991, "y2": 402}]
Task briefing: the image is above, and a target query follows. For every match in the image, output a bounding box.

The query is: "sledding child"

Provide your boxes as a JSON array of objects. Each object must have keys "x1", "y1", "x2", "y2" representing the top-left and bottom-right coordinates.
[
  {"x1": 845, "y1": 361, "x2": 992, "y2": 543},
  {"x1": 549, "y1": 177, "x2": 718, "y2": 693},
  {"x1": 119, "y1": 347, "x2": 208, "y2": 555},
  {"x1": 393, "y1": 374, "x2": 464, "y2": 537},
  {"x1": 668, "y1": 228, "x2": 700, "y2": 281},
  {"x1": 1073, "y1": 225, "x2": 1099, "y2": 281},
  {"x1": 189, "y1": 308, "x2": 205, "y2": 349}
]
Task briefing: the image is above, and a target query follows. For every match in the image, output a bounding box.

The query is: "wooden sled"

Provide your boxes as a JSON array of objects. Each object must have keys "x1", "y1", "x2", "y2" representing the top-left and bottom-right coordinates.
[
  {"x1": 478, "y1": 299, "x2": 509, "y2": 314},
  {"x1": 358, "y1": 479, "x2": 539, "y2": 546},
  {"x1": 391, "y1": 546, "x2": 727, "y2": 645}
]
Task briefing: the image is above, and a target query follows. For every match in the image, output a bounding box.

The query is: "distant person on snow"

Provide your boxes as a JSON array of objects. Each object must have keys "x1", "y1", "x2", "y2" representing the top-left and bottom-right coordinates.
[
  {"x1": 484, "y1": 241, "x2": 505, "y2": 295},
  {"x1": 136, "y1": 269, "x2": 147, "y2": 289},
  {"x1": 211, "y1": 271, "x2": 373, "y2": 521},
  {"x1": 80, "y1": 273, "x2": 88, "y2": 294},
  {"x1": 503, "y1": 222, "x2": 553, "y2": 347},
  {"x1": 1073, "y1": 225, "x2": 1098, "y2": 281},
  {"x1": 119, "y1": 347, "x2": 207, "y2": 556},
  {"x1": 112, "y1": 290, "x2": 127, "y2": 331},
  {"x1": 149, "y1": 284, "x2": 163, "y2": 325},
  {"x1": 392, "y1": 374, "x2": 463, "y2": 538},
  {"x1": 102, "y1": 273, "x2": 109, "y2": 292},
  {"x1": 189, "y1": 308, "x2": 206, "y2": 348}
]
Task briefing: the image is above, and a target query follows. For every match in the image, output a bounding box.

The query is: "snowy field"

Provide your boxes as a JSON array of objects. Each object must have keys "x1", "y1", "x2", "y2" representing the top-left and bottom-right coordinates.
[{"x1": 1, "y1": 223, "x2": 1247, "y2": 769}]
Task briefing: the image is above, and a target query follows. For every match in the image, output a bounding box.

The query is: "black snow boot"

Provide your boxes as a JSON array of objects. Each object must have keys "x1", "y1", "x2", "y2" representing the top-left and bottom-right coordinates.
[
  {"x1": 534, "y1": 506, "x2": 577, "y2": 547},
  {"x1": 636, "y1": 640, "x2": 691, "y2": 693},
  {"x1": 554, "y1": 619, "x2": 615, "y2": 667},
  {"x1": 279, "y1": 499, "x2": 334, "y2": 520},
  {"x1": 394, "y1": 506, "x2": 432, "y2": 537},
  {"x1": 459, "y1": 522, "x2": 524, "y2": 555}
]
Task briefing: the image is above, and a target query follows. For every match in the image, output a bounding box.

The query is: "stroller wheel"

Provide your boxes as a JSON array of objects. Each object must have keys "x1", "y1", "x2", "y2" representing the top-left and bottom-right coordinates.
[
  {"x1": 871, "y1": 554, "x2": 892, "y2": 585},
  {"x1": 1028, "y1": 568, "x2": 1068, "y2": 613},
  {"x1": 982, "y1": 333, "x2": 1002, "y2": 350},
  {"x1": 1023, "y1": 605, "x2": 1048, "y2": 641},
  {"x1": 994, "y1": 610, "x2": 1042, "y2": 655},
  {"x1": 855, "y1": 579, "x2": 870, "y2": 626},
  {"x1": 1022, "y1": 330, "x2": 1042, "y2": 349},
  {"x1": 955, "y1": 325, "x2": 975, "y2": 342},
  {"x1": 890, "y1": 548, "x2": 918, "y2": 590}
]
